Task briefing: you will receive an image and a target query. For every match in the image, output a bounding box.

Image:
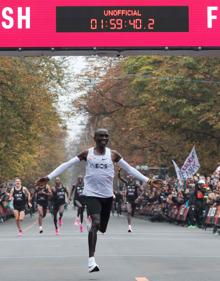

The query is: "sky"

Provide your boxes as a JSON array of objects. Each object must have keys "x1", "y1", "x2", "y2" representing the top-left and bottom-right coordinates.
[{"x1": 57, "y1": 56, "x2": 87, "y2": 143}]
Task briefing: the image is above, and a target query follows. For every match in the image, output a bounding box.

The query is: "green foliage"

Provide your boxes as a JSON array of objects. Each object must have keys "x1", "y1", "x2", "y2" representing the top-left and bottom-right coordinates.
[
  {"x1": 75, "y1": 55, "x2": 220, "y2": 174},
  {"x1": 0, "y1": 57, "x2": 67, "y2": 184}
]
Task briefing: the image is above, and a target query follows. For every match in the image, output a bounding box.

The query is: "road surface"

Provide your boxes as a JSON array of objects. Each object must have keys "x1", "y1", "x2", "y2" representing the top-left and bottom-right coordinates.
[{"x1": 0, "y1": 208, "x2": 220, "y2": 281}]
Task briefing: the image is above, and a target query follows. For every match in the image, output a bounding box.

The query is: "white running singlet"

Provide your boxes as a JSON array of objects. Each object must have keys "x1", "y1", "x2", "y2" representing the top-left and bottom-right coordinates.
[{"x1": 83, "y1": 147, "x2": 114, "y2": 198}]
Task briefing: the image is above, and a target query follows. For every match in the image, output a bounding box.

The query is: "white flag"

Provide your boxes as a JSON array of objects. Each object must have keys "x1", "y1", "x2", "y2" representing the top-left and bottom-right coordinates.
[
  {"x1": 172, "y1": 160, "x2": 183, "y2": 180},
  {"x1": 181, "y1": 146, "x2": 200, "y2": 179}
]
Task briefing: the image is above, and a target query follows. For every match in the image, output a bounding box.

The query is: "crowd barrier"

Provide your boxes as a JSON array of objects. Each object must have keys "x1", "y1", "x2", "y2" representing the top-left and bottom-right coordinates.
[
  {"x1": 138, "y1": 202, "x2": 220, "y2": 227},
  {"x1": 0, "y1": 201, "x2": 14, "y2": 222},
  {"x1": 205, "y1": 205, "x2": 220, "y2": 227}
]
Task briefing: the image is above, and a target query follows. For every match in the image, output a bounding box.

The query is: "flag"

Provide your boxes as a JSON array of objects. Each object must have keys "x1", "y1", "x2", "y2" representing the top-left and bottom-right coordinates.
[
  {"x1": 172, "y1": 160, "x2": 183, "y2": 181},
  {"x1": 181, "y1": 146, "x2": 200, "y2": 179}
]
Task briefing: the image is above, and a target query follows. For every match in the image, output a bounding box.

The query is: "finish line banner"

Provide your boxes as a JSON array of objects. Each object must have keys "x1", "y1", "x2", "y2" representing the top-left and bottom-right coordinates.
[{"x1": 0, "y1": 0, "x2": 220, "y2": 48}]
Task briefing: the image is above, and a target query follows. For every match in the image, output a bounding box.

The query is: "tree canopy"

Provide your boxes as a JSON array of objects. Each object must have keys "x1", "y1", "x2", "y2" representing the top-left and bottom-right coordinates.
[
  {"x1": 74, "y1": 56, "x2": 220, "y2": 174},
  {"x1": 0, "y1": 57, "x2": 67, "y2": 184}
]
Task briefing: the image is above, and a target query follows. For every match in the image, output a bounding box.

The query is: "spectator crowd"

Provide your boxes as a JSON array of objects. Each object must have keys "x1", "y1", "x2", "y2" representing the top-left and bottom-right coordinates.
[{"x1": 113, "y1": 163, "x2": 220, "y2": 235}]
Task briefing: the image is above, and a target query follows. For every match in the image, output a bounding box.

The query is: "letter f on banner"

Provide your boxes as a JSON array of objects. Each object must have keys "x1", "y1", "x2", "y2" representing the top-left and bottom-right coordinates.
[{"x1": 207, "y1": 6, "x2": 218, "y2": 28}]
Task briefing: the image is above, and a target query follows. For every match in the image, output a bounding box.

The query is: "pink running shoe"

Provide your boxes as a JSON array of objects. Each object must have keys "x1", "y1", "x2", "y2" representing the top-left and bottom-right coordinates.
[
  {"x1": 80, "y1": 224, "x2": 84, "y2": 233},
  {"x1": 18, "y1": 229, "x2": 23, "y2": 237},
  {"x1": 58, "y1": 218, "x2": 63, "y2": 227},
  {"x1": 74, "y1": 217, "x2": 80, "y2": 226},
  {"x1": 55, "y1": 228, "x2": 59, "y2": 236}
]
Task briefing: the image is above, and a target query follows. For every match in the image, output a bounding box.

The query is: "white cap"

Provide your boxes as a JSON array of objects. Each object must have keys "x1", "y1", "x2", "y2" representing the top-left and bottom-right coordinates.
[{"x1": 198, "y1": 179, "x2": 205, "y2": 185}]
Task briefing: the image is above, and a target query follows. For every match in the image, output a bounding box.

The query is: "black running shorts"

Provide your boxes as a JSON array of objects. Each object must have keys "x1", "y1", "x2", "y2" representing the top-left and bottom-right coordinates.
[
  {"x1": 84, "y1": 196, "x2": 113, "y2": 233},
  {"x1": 13, "y1": 204, "x2": 26, "y2": 212}
]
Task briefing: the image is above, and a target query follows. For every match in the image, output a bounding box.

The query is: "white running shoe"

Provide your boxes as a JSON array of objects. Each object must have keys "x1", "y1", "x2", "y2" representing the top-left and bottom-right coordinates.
[
  {"x1": 128, "y1": 225, "x2": 132, "y2": 232},
  {"x1": 88, "y1": 263, "x2": 100, "y2": 273},
  {"x1": 88, "y1": 257, "x2": 100, "y2": 273},
  {"x1": 39, "y1": 226, "x2": 43, "y2": 234}
]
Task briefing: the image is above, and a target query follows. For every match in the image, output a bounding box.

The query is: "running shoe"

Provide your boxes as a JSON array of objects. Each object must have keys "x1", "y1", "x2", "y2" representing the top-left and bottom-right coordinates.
[
  {"x1": 213, "y1": 227, "x2": 218, "y2": 234},
  {"x1": 55, "y1": 228, "x2": 59, "y2": 236},
  {"x1": 39, "y1": 227, "x2": 43, "y2": 234},
  {"x1": 74, "y1": 217, "x2": 80, "y2": 226},
  {"x1": 88, "y1": 257, "x2": 100, "y2": 273},
  {"x1": 58, "y1": 218, "x2": 63, "y2": 227},
  {"x1": 88, "y1": 263, "x2": 100, "y2": 273},
  {"x1": 80, "y1": 224, "x2": 84, "y2": 233},
  {"x1": 128, "y1": 225, "x2": 132, "y2": 232},
  {"x1": 18, "y1": 229, "x2": 23, "y2": 237},
  {"x1": 188, "y1": 225, "x2": 196, "y2": 229}
]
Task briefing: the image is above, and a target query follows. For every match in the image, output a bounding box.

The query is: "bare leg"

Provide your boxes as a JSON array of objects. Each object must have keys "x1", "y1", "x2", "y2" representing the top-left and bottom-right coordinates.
[
  {"x1": 75, "y1": 200, "x2": 82, "y2": 219},
  {"x1": 59, "y1": 204, "x2": 65, "y2": 220},
  {"x1": 127, "y1": 202, "x2": 132, "y2": 225},
  {"x1": 38, "y1": 205, "x2": 43, "y2": 227},
  {"x1": 53, "y1": 208, "x2": 59, "y2": 229},
  {"x1": 88, "y1": 214, "x2": 100, "y2": 257},
  {"x1": 79, "y1": 204, "x2": 85, "y2": 224},
  {"x1": 14, "y1": 210, "x2": 23, "y2": 231},
  {"x1": 16, "y1": 218, "x2": 21, "y2": 231}
]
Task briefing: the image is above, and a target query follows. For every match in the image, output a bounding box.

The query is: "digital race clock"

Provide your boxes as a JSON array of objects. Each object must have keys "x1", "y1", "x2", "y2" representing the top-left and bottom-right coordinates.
[{"x1": 56, "y1": 6, "x2": 189, "y2": 32}]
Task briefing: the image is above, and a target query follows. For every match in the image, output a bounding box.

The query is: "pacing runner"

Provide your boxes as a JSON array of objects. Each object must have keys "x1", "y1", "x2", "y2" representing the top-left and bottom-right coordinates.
[
  {"x1": 69, "y1": 176, "x2": 88, "y2": 232},
  {"x1": 118, "y1": 170, "x2": 141, "y2": 232},
  {"x1": 115, "y1": 189, "x2": 123, "y2": 216},
  {"x1": 51, "y1": 177, "x2": 69, "y2": 235},
  {"x1": 9, "y1": 178, "x2": 32, "y2": 236},
  {"x1": 35, "y1": 184, "x2": 52, "y2": 233},
  {"x1": 36, "y1": 128, "x2": 162, "y2": 272}
]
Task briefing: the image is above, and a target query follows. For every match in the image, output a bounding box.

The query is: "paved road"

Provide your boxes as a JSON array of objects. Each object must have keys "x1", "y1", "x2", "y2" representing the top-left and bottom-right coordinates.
[{"x1": 0, "y1": 209, "x2": 220, "y2": 281}]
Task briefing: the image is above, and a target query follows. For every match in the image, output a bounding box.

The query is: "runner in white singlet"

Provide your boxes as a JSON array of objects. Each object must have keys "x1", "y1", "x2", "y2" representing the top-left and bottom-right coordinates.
[{"x1": 36, "y1": 128, "x2": 160, "y2": 273}]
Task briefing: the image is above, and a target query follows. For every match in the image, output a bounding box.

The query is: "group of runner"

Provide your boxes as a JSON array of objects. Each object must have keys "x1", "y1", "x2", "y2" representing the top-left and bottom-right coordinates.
[
  {"x1": 9, "y1": 176, "x2": 69, "y2": 236},
  {"x1": 8, "y1": 128, "x2": 161, "y2": 273},
  {"x1": 9, "y1": 172, "x2": 144, "y2": 236}
]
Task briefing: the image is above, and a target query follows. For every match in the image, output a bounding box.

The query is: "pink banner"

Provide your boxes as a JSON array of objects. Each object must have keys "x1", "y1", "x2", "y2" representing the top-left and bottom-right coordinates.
[{"x1": 0, "y1": 0, "x2": 219, "y2": 48}]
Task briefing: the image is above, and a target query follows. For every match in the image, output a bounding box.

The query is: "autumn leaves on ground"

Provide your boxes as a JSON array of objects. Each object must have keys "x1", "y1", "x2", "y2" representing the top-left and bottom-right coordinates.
[{"x1": 1, "y1": 56, "x2": 220, "y2": 185}]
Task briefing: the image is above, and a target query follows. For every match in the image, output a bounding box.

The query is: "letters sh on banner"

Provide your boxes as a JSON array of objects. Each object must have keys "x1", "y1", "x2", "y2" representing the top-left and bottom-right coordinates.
[{"x1": 0, "y1": 0, "x2": 220, "y2": 49}]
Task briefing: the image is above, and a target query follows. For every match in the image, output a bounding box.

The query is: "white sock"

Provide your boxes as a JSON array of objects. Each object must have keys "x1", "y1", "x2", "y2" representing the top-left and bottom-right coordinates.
[
  {"x1": 128, "y1": 225, "x2": 132, "y2": 230},
  {"x1": 39, "y1": 226, "x2": 43, "y2": 231},
  {"x1": 88, "y1": 257, "x2": 95, "y2": 266}
]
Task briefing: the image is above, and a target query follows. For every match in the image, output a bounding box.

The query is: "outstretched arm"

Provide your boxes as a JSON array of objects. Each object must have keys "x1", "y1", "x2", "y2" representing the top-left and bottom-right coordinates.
[
  {"x1": 35, "y1": 151, "x2": 88, "y2": 186},
  {"x1": 47, "y1": 156, "x2": 81, "y2": 180},
  {"x1": 111, "y1": 150, "x2": 149, "y2": 183},
  {"x1": 112, "y1": 150, "x2": 162, "y2": 189},
  {"x1": 118, "y1": 158, "x2": 149, "y2": 183}
]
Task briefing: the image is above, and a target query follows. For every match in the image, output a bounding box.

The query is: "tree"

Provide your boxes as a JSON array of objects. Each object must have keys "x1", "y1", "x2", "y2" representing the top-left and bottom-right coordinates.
[
  {"x1": 73, "y1": 55, "x2": 220, "y2": 174},
  {"x1": 0, "y1": 57, "x2": 67, "y2": 184}
]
